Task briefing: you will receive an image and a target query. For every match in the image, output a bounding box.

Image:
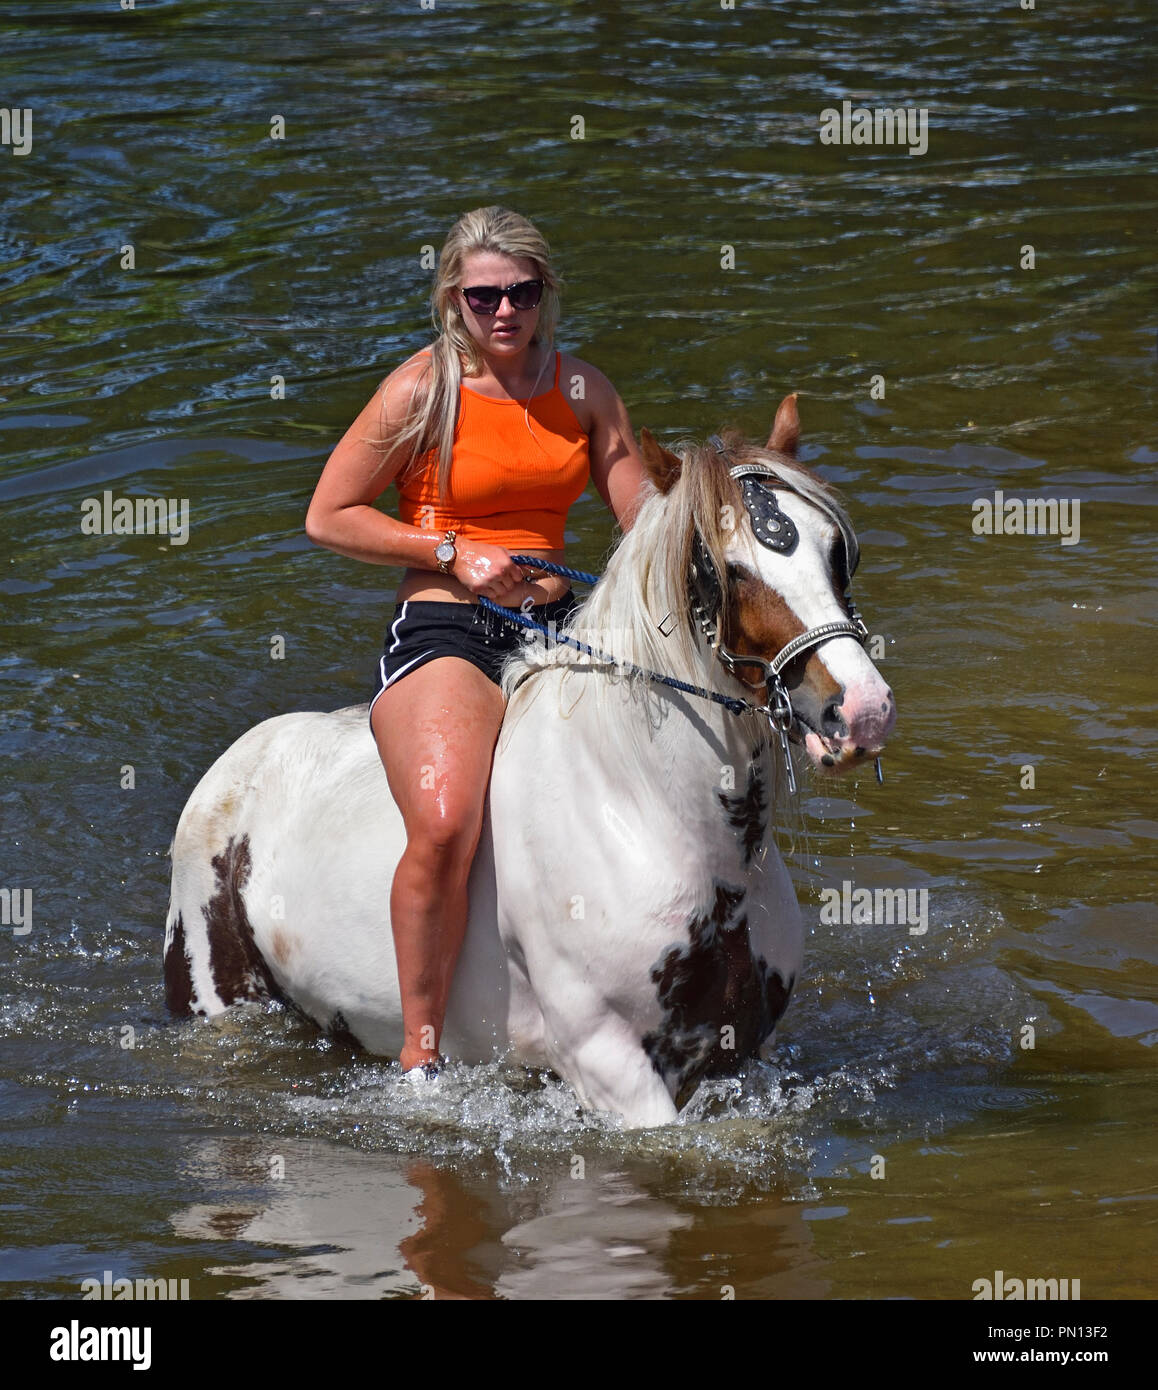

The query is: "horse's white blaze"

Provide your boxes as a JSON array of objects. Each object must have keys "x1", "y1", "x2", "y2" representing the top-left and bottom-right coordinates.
[{"x1": 728, "y1": 491, "x2": 894, "y2": 758}]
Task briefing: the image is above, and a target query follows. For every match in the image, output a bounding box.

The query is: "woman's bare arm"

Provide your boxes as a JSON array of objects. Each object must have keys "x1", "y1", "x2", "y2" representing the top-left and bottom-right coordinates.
[
  {"x1": 565, "y1": 356, "x2": 650, "y2": 532},
  {"x1": 305, "y1": 356, "x2": 443, "y2": 568}
]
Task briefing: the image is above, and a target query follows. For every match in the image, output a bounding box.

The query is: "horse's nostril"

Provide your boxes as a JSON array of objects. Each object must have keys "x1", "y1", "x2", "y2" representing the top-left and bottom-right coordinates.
[{"x1": 821, "y1": 700, "x2": 847, "y2": 737}]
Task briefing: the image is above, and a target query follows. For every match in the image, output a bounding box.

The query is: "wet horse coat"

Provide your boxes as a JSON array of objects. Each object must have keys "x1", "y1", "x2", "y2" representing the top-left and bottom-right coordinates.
[{"x1": 164, "y1": 399, "x2": 895, "y2": 1127}]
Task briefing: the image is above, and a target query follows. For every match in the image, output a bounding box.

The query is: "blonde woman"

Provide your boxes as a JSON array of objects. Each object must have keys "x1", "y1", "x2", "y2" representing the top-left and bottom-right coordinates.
[{"x1": 306, "y1": 207, "x2": 647, "y2": 1073}]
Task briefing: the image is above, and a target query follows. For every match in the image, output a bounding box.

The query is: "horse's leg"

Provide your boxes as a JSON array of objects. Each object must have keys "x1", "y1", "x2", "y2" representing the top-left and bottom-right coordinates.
[
  {"x1": 536, "y1": 997, "x2": 680, "y2": 1128},
  {"x1": 370, "y1": 654, "x2": 506, "y2": 1071}
]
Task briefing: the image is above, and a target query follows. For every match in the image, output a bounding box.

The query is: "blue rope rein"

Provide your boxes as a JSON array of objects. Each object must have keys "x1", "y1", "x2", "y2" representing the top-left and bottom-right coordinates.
[{"x1": 475, "y1": 555, "x2": 757, "y2": 719}]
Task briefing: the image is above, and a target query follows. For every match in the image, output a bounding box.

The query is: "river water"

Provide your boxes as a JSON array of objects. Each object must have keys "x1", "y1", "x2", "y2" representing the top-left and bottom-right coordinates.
[{"x1": 2, "y1": 0, "x2": 1155, "y2": 1301}]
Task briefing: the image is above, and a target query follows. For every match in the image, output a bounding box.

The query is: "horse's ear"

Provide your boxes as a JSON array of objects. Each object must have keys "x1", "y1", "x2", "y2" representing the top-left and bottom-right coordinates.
[
  {"x1": 639, "y1": 427, "x2": 682, "y2": 493},
  {"x1": 767, "y1": 393, "x2": 800, "y2": 456}
]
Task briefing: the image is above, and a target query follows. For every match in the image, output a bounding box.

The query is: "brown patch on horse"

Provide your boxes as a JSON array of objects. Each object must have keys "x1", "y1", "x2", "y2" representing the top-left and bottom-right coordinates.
[
  {"x1": 642, "y1": 880, "x2": 794, "y2": 1110},
  {"x1": 164, "y1": 911, "x2": 194, "y2": 1016},
  {"x1": 716, "y1": 759, "x2": 769, "y2": 867},
  {"x1": 722, "y1": 563, "x2": 844, "y2": 707},
  {"x1": 270, "y1": 927, "x2": 296, "y2": 967},
  {"x1": 204, "y1": 834, "x2": 282, "y2": 1007},
  {"x1": 723, "y1": 565, "x2": 804, "y2": 663},
  {"x1": 327, "y1": 1010, "x2": 363, "y2": 1050}
]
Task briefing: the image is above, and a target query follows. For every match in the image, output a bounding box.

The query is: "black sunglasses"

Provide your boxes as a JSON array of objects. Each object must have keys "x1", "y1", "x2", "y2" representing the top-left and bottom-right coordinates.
[{"x1": 459, "y1": 279, "x2": 544, "y2": 314}]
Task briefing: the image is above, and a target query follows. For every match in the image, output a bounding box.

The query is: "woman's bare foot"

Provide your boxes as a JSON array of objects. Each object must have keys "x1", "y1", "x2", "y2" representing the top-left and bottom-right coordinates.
[{"x1": 400, "y1": 1044, "x2": 442, "y2": 1072}]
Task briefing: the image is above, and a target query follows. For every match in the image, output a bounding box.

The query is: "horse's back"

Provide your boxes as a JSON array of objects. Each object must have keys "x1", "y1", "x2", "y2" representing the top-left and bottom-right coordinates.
[
  {"x1": 165, "y1": 706, "x2": 397, "y2": 1029},
  {"x1": 164, "y1": 704, "x2": 514, "y2": 1061}
]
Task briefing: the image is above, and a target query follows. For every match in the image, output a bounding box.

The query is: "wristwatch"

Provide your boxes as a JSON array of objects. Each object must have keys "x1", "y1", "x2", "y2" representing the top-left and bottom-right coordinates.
[{"x1": 433, "y1": 529, "x2": 457, "y2": 574}]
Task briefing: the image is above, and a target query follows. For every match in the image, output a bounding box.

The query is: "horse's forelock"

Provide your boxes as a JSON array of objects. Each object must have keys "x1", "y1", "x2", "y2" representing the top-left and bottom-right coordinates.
[
  {"x1": 670, "y1": 437, "x2": 734, "y2": 597},
  {"x1": 673, "y1": 435, "x2": 854, "y2": 591}
]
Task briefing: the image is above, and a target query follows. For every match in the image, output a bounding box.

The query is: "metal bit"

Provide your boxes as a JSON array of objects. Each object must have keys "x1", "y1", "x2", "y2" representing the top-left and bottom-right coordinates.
[
  {"x1": 779, "y1": 720, "x2": 798, "y2": 796},
  {"x1": 766, "y1": 683, "x2": 797, "y2": 796}
]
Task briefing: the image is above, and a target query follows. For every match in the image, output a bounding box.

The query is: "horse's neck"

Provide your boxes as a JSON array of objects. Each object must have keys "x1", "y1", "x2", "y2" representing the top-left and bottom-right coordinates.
[
  {"x1": 566, "y1": 665, "x2": 774, "y2": 843},
  {"x1": 656, "y1": 691, "x2": 770, "y2": 805}
]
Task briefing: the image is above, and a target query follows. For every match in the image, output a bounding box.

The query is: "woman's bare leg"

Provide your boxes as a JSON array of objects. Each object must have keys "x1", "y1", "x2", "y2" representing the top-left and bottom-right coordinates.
[{"x1": 370, "y1": 655, "x2": 506, "y2": 1070}]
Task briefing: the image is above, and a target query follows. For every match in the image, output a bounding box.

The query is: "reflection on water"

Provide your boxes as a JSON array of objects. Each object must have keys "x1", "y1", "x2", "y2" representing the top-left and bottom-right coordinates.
[
  {"x1": 171, "y1": 1138, "x2": 705, "y2": 1301},
  {"x1": 168, "y1": 1131, "x2": 832, "y2": 1301},
  {"x1": 2, "y1": 0, "x2": 1156, "y2": 1299}
]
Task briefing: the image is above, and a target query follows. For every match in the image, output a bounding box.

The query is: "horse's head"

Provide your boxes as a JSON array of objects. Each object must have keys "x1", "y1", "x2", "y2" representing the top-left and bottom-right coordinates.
[{"x1": 639, "y1": 395, "x2": 896, "y2": 774}]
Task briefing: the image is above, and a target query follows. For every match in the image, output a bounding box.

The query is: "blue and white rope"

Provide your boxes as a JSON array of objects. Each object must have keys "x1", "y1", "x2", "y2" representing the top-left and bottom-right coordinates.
[{"x1": 475, "y1": 555, "x2": 758, "y2": 719}]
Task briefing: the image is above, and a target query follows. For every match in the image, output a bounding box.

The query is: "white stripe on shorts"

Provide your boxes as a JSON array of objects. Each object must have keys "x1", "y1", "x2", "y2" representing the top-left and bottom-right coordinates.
[{"x1": 367, "y1": 607, "x2": 437, "y2": 724}]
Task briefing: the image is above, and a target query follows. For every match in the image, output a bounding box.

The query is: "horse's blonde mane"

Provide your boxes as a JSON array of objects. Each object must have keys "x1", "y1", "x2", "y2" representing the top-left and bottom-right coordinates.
[{"x1": 498, "y1": 433, "x2": 855, "y2": 772}]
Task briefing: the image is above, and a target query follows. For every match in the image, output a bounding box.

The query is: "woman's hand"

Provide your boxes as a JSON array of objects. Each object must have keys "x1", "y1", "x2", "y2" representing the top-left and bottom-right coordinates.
[{"x1": 452, "y1": 541, "x2": 546, "y2": 607}]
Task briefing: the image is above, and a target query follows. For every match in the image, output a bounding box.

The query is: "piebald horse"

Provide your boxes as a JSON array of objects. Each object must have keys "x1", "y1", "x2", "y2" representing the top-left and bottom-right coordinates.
[{"x1": 164, "y1": 396, "x2": 895, "y2": 1128}]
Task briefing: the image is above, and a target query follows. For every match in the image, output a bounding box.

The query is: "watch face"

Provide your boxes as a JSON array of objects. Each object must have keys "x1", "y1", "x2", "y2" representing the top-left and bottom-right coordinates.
[{"x1": 435, "y1": 541, "x2": 455, "y2": 563}]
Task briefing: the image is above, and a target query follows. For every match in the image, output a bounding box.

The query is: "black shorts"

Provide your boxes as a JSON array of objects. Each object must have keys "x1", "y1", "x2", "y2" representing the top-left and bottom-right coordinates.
[{"x1": 368, "y1": 594, "x2": 580, "y2": 720}]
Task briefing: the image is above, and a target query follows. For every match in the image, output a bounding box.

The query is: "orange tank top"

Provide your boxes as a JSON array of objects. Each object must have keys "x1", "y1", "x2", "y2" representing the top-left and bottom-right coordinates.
[{"x1": 395, "y1": 350, "x2": 590, "y2": 550}]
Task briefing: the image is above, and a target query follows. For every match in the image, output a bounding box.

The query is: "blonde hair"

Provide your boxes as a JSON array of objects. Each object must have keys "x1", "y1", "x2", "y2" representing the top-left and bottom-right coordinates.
[{"x1": 379, "y1": 206, "x2": 562, "y2": 498}]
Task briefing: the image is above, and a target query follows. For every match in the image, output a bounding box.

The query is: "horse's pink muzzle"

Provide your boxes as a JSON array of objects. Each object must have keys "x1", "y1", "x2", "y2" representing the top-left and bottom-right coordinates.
[{"x1": 803, "y1": 675, "x2": 896, "y2": 771}]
